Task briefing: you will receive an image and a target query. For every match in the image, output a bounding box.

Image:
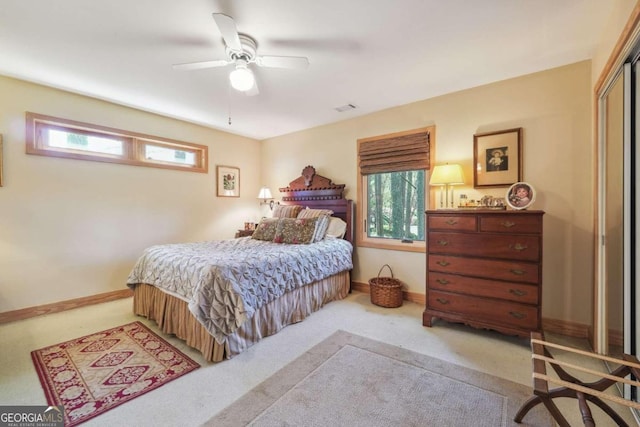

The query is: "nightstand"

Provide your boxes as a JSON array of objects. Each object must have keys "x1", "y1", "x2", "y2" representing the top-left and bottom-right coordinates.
[{"x1": 235, "y1": 229, "x2": 254, "y2": 238}]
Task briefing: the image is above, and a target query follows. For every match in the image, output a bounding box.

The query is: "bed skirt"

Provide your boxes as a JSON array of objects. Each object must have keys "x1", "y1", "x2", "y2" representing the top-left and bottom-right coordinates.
[{"x1": 132, "y1": 270, "x2": 350, "y2": 362}]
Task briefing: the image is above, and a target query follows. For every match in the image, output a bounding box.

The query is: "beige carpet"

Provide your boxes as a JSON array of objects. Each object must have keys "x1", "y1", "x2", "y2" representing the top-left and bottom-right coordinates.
[{"x1": 206, "y1": 330, "x2": 553, "y2": 427}]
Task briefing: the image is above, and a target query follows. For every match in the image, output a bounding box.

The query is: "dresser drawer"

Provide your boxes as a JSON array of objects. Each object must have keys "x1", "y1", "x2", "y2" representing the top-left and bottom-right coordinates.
[
  {"x1": 428, "y1": 272, "x2": 539, "y2": 304},
  {"x1": 428, "y1": 290, "x2": 538, "y2": 330},
  {"x1": 428, "y1": 232, "x2": 540, "y2": 261},
  {"x1": 428, "y1": 215, "x2": 476, "y2": 231},
  {"x1": 428, "y1": 255, "x2": 539, "y2": 284},
  {"x1": 479, "y1": 214, "x2": 542, "y2": 234}
]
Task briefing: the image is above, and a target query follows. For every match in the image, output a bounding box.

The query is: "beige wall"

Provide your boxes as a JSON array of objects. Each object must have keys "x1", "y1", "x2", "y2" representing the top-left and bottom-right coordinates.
[
  {"x1": 3, "y1": 2, "x2": 635, "y2": 323},
  {"x1": 262, "y1": 61, "x2": 593, "y2": 324},
  {"x1": 0, "y1": 76, "x2": 261, "y2": 312},
  {"x1": 591, "y1": 0, "x2": 637, "y2": 86}
]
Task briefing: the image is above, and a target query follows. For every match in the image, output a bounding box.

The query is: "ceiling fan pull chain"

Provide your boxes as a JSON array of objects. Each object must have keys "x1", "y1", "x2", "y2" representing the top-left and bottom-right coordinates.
[{"x1": 228, "y1": 82, "x2": 232, "y2": 125}]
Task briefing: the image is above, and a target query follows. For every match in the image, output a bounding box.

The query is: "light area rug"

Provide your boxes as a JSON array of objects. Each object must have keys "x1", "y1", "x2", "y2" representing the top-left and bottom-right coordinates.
[
  {"x1": 31, "y1": 321, "x2": 199, "y2": 426},
  {"x1": 207, "y1": 330, "x2": 553, "y2": 427}
]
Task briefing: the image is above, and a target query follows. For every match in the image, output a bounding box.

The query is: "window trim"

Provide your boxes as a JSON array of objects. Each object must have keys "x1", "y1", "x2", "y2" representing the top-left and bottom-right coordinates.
[
  {"x1": 26, "y1": 112, "x2": 208, "y2": 173},
  {"x1": 356, "y1": 126, "x2": 436, "y2": 253}
]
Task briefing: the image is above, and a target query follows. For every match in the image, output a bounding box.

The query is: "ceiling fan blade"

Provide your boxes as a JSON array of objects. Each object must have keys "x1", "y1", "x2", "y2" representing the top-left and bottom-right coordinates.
[
  {"x1": 212, "y1": 13, "x2": 242, "y2": 52},
  {"x1": 256, "y1": 55, "x2": 309, "y2": 69},
  {"x1": 173, "y1": 59, "x2": 230, "y2": 70}
]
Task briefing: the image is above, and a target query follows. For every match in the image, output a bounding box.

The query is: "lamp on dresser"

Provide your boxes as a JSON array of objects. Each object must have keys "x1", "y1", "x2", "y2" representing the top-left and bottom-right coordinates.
[{"x1": 429, "y1": 164, "x2": 464, "y2": 208}]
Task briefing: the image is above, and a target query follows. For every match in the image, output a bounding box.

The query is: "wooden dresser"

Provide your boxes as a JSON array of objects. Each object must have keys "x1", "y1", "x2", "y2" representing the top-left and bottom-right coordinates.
[{"x1": 423, "y1": 209, "x2": 544, "y2": 337}]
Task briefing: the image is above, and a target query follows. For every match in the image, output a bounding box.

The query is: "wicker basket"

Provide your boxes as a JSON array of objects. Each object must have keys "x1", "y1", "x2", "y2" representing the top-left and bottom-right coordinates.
[{"x1": 369, "y1": 264, "x2": 403, "y2": 308}]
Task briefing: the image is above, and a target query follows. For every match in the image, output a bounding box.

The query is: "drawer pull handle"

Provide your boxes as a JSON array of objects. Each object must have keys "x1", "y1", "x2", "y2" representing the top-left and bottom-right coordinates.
[
  {"x1": 509, "y1": 289, "x2": 526, "y2": 296},
  {"x1": 510, "y1": 269, "x2": 525, "y2": 276},
  {"x1": 501, "y1": 221, "x2": 516, "y2": 228},
  {"x1": 436, "y1": 279, "x2": 450, "y2": 285},
  {"x1": 436, "y1": 261, "x2": 451, "y2": 267},
  {"x1": 445, "y1": 219, "x2": 458, "y2": 225},
  {"x1": 437, "y1": 240, "x2": 449, "y2": 246},
  {"x1": 436, "y1": 298, "x2": 450, "y2": 305},
  {"x1": 509, "y1": 311, "x2": 526, "y2": 319},
  {"x1": 509, "y1": 243, "x2": 528, "y2": 252}
]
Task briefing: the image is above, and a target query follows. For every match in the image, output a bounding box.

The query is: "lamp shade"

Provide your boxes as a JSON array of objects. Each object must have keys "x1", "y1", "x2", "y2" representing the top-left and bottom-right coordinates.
[
  {"x1": 429, "y1": 164, "x2": 465, "y2": 185},
  {"x1": 257, "y1": 186, "x2": 273, "y2": 199},
  {"x1": 229, "y1": 61, "x2": 255, "y2": 92}
]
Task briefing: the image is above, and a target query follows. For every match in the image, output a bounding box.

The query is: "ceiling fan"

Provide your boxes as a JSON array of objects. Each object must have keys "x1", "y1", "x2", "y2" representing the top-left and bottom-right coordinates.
[{"x1": 173, "y1": 13, "x2": 310, "y2": 96}]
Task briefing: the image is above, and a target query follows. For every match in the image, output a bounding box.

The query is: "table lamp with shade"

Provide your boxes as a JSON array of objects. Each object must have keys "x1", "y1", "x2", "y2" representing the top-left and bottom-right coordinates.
[{"x1": 429, "y1": 164, "x2": 465, "y2": 208}]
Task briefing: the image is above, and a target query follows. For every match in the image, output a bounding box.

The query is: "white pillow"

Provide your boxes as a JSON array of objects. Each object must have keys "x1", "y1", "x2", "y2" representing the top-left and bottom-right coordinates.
[{"x1": 325, "y1": 217, "x2": 347, "y2": 239}]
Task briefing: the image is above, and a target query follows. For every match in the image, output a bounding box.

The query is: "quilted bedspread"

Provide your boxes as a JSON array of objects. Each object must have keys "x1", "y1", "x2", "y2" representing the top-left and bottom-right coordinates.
[{"x1": 126, "y1": 237, "x2": 353, "y2": 343}]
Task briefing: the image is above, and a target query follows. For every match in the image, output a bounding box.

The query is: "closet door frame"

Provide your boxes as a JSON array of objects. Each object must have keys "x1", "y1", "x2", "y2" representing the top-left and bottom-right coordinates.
[{"x1": 594, "y1": 6, "x2": 640, "y2": 355}]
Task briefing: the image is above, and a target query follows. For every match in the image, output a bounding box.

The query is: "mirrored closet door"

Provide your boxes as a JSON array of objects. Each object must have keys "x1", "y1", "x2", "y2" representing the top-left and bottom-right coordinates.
[
  {"x1": 601, "y1": 67, "x2": 624, "y2": 360},
  {"x1": 597, "y1": 49, "x2": 639, "y2": 410}
]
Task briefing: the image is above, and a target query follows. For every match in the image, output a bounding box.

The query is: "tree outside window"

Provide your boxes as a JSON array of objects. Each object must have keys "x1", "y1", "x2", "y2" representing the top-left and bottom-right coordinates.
[{"x1": 366, "y1": 170, "x2": 425, "y2": 240}]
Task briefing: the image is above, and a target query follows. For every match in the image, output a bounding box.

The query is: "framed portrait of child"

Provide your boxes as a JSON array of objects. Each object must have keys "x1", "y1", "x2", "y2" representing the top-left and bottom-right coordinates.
[
  {"x1": 473, "y1": 128, "x2": 522, "y2": 188},
  {"x1": 506, "y1": 182, "x2": 535, "y2": 210}
]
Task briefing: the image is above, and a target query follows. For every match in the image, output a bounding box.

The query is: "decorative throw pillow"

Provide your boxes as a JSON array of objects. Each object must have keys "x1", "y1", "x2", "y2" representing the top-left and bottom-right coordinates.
[
  {"x1": 325, "y1": 217, "x2": 347, "y2": 239},
  {"x1": 298, "y1": 208, "x2": 333, "y2": 218},
  {"x1": 272, "y1": 204, "x2": 303, "y2": 218},
  {"x1": 273, "y1": 217, "x2": 318, "y2": 244},
  {"x1": 312, "y1": 214, "x2": 331, "y2": 242},
  {"x1": 297, "y1": 207, "x2": 334, "y2": 219},
  {"x1": 252, "y1": 218, "x2": 279, "y2": 241}
]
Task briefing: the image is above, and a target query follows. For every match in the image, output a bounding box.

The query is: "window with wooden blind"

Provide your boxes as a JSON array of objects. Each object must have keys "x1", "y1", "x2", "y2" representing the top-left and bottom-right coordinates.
[
  {"x1": 357, "y1": 126, "x2": 435, "y2": 252},
  {"x1": 26, "y1": 112, "x2": 208, "y2": 173}
]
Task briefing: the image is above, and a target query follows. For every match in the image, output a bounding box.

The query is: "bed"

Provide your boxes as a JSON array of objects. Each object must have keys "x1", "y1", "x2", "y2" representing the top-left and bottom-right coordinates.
[{"x1": 127, "y1": 166, "x2": 354, "y2": 362}]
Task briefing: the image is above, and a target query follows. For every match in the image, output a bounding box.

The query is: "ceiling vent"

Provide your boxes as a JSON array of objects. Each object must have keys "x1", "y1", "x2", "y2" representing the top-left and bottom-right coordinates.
[{"x1": 334, "y1": 104, "x2": 357, "y2": 113}]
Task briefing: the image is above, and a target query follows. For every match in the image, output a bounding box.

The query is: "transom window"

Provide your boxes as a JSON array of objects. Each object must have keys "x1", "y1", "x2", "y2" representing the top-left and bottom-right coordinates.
[
  {"x1": 26, "y1": 112, "x2": 208, "y2": 173},
  {"x1": 48, "y1": 128, "x2": 124, "y2": 155}
]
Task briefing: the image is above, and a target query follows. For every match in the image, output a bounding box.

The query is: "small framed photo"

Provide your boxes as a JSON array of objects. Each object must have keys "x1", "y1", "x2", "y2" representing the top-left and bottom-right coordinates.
[
  {"x1": 506, "y1": 182, "x2": 535, "y2": 210},
  {"x1": 217, "y1": 165, "x2": 240, "y2": 197},
  {"x1": 474, "y1": 127, "x2": 522, "y2": 188}
]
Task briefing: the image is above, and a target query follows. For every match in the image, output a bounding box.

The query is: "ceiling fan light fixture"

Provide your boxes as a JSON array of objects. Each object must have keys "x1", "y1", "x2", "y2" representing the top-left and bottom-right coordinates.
[
  {"x1": 173, "y1": 14, "x2": 307, "y2": 96},
  {"x1": 229, "y1": 61, "x2": 255, "y2": 92}
]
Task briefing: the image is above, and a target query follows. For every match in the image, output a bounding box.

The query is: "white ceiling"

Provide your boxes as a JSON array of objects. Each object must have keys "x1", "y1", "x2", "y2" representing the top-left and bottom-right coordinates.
[{"x1": 0, "y1": 0, "x2": 613, "y2": 140}]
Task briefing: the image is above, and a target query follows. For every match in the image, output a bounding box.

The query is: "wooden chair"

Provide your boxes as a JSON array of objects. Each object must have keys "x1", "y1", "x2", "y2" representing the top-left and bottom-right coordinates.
[{"x1": 515, "y1": 332, "x2": 640, "y2": 426}]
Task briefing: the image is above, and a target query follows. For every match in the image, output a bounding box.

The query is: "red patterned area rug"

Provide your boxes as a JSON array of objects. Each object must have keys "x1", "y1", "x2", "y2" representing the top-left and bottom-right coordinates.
[{"x1": 31, "y1": 321, "x2": 200, "y2": 426}]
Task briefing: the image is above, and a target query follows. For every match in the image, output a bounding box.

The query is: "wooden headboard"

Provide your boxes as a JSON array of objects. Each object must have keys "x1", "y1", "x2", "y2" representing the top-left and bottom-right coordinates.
[{"x1": 278, "y1": 166, "x2": 354, "y2": 244}]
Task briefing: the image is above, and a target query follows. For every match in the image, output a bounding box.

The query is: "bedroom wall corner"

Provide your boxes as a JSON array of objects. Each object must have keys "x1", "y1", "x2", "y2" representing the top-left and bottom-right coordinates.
[
  {"x1": 0, "y1": 75, "x2": 262, "y2": 314},
  {"x1": 590, "y1": 0, "x2": 638, "y2": 87}
]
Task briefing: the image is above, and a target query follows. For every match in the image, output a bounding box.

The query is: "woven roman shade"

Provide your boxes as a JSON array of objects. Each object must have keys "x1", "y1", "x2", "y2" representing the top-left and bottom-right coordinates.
[{"x1": 358, "y1": 129, "x2": 431, "y2": 175}]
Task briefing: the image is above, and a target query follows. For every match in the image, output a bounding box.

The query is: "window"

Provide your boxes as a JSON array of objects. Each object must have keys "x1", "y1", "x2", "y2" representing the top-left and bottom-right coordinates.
[
  {"x1": 357, "y1": 127, "x2": 434, "y2": 252},
  {"x1": 26, "y1": 112, "x2": 208, "y2": 173},
  {"x1": 48, "y1": 128, "x2": 124, "y2": 155},
  {"x1": 141, "y1": 140, "x2": 198, "y2": 167},
  {"x1": 365, "y1": 170, "x2": 425, "y2": 240}
]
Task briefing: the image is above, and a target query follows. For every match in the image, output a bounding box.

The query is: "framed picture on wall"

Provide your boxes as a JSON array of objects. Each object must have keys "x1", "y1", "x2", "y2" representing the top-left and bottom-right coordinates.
[
  {"x1": 217, "y1": 165, "x2": 240, "y2": 197},
  {"x1": 473, "y1": 127, "x2": 522, "y2": 188}
]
